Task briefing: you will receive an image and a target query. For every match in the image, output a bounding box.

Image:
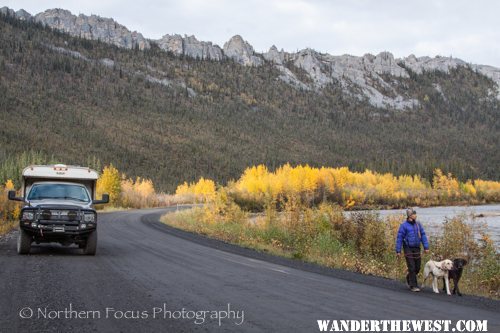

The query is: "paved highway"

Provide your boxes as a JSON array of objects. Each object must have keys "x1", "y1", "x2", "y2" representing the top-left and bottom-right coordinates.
[{"x1": 0, "y1": 207, "x2": 498, "y2": 332}]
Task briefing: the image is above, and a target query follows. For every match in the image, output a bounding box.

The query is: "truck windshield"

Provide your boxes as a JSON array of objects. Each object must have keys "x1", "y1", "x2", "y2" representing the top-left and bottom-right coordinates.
[{"x1": 27, "y1": 184, "x2": 90, "y2": 202}]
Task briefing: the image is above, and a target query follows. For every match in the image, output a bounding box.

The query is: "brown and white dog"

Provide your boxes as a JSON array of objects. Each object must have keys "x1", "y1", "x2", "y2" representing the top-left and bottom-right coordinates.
[{"x1": 421, "y1": 259, "x2": 454, "y2": 295}]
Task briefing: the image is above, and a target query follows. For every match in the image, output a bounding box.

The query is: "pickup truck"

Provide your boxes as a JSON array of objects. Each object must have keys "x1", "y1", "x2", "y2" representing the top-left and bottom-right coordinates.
[{"x1": 8, "y1": 164, "x2": 109, "y2": 255}]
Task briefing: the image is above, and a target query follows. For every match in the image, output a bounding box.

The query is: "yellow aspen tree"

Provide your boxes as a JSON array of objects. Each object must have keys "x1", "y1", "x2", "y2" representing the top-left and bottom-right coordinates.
[
  {"x1": 134, "y1": 177, "x2": 155, "y2": 197},
  {"x1": 175, "y1": 182, "x2": 191, "y2": 195},
  {"x1": 97, "y1": 164, "x2": 122, "y2": 205}
]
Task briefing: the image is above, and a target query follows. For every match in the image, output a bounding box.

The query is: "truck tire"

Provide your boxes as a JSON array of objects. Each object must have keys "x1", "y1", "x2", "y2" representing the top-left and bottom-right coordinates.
[
  {"x1": 17, "y1": 228, "x2": 32, "y2": 255},
  {"x1": 83, "y1": 230, "x2": 97, "y2": 255}
]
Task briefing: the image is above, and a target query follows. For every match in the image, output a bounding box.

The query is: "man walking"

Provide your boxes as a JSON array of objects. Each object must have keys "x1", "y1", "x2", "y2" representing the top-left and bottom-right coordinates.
[{"x1": 396, "y1": 208, "x2": 429, "y2": 292}]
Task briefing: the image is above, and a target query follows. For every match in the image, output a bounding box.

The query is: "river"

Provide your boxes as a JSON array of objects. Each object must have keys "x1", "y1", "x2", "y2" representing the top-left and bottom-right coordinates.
[{"x1": 358, "y1": 204, "x2": 500, "y2": 247}]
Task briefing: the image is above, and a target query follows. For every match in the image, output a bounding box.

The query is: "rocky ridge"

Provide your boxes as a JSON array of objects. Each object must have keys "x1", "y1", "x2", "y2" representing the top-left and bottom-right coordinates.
[
  {"x1": 32, "y1": 8, "x2": 149, "y2": 50},
  {"x1": 157, "y1": 34, "x2": 223, "y2": 60},
  {"x1": 2, "y1": 6, "x2": 500, "y2": 108},
  {"x1": 223, "y1": 35, "x2": 262, "y2": 66}
]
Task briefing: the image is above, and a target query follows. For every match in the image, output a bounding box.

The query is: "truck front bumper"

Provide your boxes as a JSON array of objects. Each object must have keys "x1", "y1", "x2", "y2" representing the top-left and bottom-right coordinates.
[{"x1": 20, "y1": 220, "x2": 96, "y2": 237}]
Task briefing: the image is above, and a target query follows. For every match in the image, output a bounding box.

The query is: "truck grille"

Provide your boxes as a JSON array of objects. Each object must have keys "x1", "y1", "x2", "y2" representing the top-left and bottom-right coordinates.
[{"x1": 40, "y1": 209, "x2": 80, "y2": 221}]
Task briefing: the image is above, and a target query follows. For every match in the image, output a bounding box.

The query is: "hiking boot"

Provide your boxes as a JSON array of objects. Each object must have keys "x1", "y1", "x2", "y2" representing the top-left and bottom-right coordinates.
[{"x1": 410, "y1": 287, "x2": 421, "y2": 292}]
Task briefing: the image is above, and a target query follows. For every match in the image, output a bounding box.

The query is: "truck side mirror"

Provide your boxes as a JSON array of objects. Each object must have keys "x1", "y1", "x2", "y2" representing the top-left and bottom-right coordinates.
[
  {"x1": 8, "y1": 190, "x2": 24, "y2": 202},
  {"x1": 93, "y1": 194, "x2": 109, "y2": 205}
]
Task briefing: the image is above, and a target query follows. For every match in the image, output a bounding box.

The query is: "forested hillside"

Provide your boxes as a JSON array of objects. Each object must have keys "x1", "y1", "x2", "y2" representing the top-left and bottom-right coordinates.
[{"x1": 0, "y1": 14, "x2": 499, "y2": 191}]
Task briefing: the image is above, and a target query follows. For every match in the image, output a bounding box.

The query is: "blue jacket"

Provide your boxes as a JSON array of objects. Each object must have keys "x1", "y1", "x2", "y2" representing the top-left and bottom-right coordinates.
[{"x1": 395, "y1": 219, "x2": 429, "y2": 253}]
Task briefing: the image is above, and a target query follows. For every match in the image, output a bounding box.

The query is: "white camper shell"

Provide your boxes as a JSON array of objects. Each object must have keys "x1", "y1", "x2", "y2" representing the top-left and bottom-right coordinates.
[{"x1": 22, "y1": 164, "x2": 99, "y2": 200}]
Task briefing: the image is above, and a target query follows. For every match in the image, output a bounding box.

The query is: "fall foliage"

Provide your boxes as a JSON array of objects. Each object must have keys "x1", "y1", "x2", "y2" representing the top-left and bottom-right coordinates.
[
  {"x1": 175, "y1": 177, "x2": 216, "y2": 202},
  {"x1": 120, "y1": 177, "x2": 159, "y2": 209},
  {"x1": 176, "y1": 164, "x2": 500, "y2": 210},
  {"x1": 96, "y1": 164, "x2": 122, "y2": 206},
  {"x1": 96, "y1": 164, "x2": 161, "y2": 209}
]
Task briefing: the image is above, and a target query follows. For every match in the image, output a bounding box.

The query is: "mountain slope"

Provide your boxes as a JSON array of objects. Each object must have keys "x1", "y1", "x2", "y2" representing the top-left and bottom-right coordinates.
[
  {"x1": 0, "y1": 11, "x2": 499, "y2": 191},
  {"x1": 7, "y1": 7, "x2": 500, "y2": 110}
]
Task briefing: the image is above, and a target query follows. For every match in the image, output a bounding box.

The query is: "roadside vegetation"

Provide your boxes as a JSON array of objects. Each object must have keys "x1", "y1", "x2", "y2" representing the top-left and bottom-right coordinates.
[{"x1": 163, "y1": 164, "x2": 500, "y2": 298}]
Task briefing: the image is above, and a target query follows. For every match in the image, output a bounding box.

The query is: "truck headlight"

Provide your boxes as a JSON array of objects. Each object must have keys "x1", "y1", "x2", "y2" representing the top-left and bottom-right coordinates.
[
  {"x1": 83, "y1": 213, "x2": 96, "y2": 222},
  {"x1": 22, "y1": 211, "x2": 35, "y2": 220}
]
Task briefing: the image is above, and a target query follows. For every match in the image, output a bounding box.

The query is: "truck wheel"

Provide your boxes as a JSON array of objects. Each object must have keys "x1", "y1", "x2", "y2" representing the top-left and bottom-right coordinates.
[
  {"x1": 17, "y1": 228, "x2": 32, "y2": 255},
  {"x1": 83, "y1": 230, "x2": 97, "y2": 255}
]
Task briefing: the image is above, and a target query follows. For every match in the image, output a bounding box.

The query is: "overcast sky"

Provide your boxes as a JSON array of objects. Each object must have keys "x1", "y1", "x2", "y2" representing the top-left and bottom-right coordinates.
[{"x1": 2, "y1": 0, "x2": 500, "y2": 67}]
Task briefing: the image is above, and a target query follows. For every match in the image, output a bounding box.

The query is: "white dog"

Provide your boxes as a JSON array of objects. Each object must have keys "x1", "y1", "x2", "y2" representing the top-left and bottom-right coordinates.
[{"x1": 421, "y1": 259, "x2": 454, "y2": 295}]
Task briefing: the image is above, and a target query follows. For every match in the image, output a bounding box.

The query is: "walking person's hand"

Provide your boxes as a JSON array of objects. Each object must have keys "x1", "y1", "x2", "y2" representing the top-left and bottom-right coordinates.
[
  {"x1": 396, "y1": 252, "x2": 401, "y2": 260},
  {"x1": 424, "y1": 249, "x2": 429, "y2": 254}
]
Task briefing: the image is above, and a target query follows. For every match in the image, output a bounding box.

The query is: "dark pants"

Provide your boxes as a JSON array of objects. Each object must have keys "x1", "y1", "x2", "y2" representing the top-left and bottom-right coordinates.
[{"x1": 404, "y1": 247, "x2": 421, "y2": 288}]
